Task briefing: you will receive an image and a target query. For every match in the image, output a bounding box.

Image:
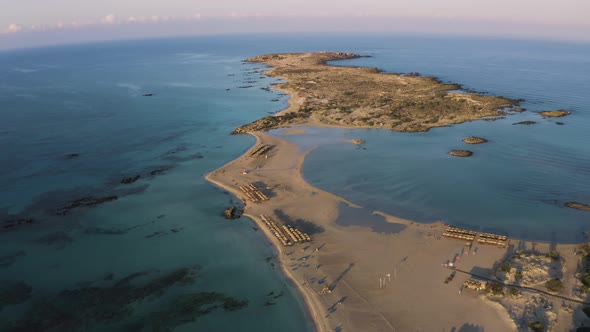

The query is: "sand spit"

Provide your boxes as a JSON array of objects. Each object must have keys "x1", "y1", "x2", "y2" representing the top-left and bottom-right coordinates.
[{"x1": 206, "y1": 131, "x2": 589, "y2": 331}]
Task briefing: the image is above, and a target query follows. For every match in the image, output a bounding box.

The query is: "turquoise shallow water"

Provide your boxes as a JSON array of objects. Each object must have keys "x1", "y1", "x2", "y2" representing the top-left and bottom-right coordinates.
[
  {"x1": 0, "y1": 37, "x2": 312, "y2": 331},
  {"x1": 273, "y1": 37, "x2": 590, "y2": 243},
  {"x1": 0, "y1": 34, "x2": 588, "y2": 330}
]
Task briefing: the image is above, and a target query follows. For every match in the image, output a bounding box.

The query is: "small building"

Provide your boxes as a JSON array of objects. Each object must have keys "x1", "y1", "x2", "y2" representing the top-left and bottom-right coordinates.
[{"x1": 463, "y1": 279, "x2": 486, "y2": 291}]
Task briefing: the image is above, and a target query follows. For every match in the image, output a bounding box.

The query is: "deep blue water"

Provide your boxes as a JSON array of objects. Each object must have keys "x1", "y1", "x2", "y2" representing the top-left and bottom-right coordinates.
[{"x1": 0, "y1": 34, "x2": 588, "y2": 330}]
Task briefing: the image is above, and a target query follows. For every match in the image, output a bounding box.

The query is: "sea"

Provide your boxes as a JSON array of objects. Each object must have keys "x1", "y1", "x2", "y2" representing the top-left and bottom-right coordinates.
[{"x1": 0, "y1": 33, "x2": 588, "y2": 331}]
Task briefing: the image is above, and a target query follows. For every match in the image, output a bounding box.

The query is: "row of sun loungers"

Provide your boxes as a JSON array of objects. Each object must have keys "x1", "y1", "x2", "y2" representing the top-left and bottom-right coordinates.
[
  {"x1": 478, "y1": 232, "x2": 507, "y2": 241},
  {"x1": 239, "y1": 183, "x2": 269, "y2": 203},
  {"x1": 282, "y1": 225, "x2": 311, "y2": 244},
  {"x1": 443, "y1": 227, "x2": 476, "y2": 241},
  {"x1": 260, "y1": 214, "x2": 312, "y2": 247},
  {"x1": 477, "y1": 231, "x2": 508, "y2": 247},
  {"x1": 443, "y1": 226, "x2": 508, "y2": 247},
  {"x1": 446, "y1": 226, "x2": 477, "y2": 236},
  {"x1": 477, "y1": 237, "x2": 508, "y2": 247},
  {"x1": 249, "y1": 144, "x2": 273, "y2": 157},
  {"x1": 261, "y1": 214, "x2": 292, "y2": 246}
]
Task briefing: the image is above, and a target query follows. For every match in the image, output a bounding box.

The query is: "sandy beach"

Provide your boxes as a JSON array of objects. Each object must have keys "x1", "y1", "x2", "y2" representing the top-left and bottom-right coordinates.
[{"x1": 206, "y1": 130, "x2": 588, "y2": 331}]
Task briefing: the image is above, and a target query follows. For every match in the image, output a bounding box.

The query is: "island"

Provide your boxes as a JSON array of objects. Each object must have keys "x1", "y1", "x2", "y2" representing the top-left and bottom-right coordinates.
[
  {"x1": 463, "y1": 136, "x2": 488, "y2": 144},
  {"x1": 233, "y1": 52, "x2": 518, "y2": 134},
  {"x1": 449, "y1": 149, "x2": 474, "y2": 157},
  {"x1": 207, "y1": 52, "x2": 583, "y2": 332},
  {"x1": 539, "y1": 110, "x2": 571, "y2": 118},
  {"x1": 565, "y1": 202, "x2": 590, "y2": 212}
]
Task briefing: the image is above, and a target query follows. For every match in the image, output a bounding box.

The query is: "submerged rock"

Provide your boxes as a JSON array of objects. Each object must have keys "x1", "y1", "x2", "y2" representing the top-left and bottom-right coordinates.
[
  {"x1": 56, "y1": 196, "x2": 118, "y2": 216},
  {"x1": 120, "y1": 175, "x2": 140, "y2": 184},
  {"x1": 556, "y1": 122, "x2": 565, "y2": 126},
  {"x1": 63, "y1": 153, "x2": 80, "y2": 159},
  {"x1": 0, "y1": 251, "x2": 26, "y2": 267},
  {"x1": 463, "y1": 136, "x2": 488, "y2": 144},
  {"x1": 539, "y1": 110, "x2": 570, "y2": 118},
  {"x1": 565, "y1": 202, "x2": 590, "y2": 212},
  {"x1": 35, "y1": 232, "x2": 74, "y2": 249},
  {"x1": 2, "y1": 217, "x2": 35, "y2": 231},
  {"x1": 513, "y1": 107, "x2": 526, "y2": 113},
  {"x1": 512, "y1": 121, "x2": 537, "y2": 126},
  {"x1": 448, "y1": 150, "x2": 473, "y2": 157},
  {"x1": 0, "y1": 281, "x2": 32, "y2": 310}
]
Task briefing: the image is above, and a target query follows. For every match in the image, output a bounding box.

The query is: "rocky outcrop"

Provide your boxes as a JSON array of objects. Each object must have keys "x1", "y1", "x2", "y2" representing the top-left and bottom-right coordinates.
[
  {"x1": 224, "y1": 206, "x2": 241, "y2": 219},
  {"x1": 351, "y1": 138, "x2": 365, "y2": 145},
  {"x1": 463, "y1": 136, "x2": 488, "y2": 144},
  {"x1": 539, "y1": 110, "x2": 570, "y2": 118},
  {"x1": 232, "y1": 113, "x2": 307, "y2": 134},
  {"x1": 449, "y1": 150, "x2": 473, "y2": 157},
  {"x1": 565, "y1": 202, "x2": 590, "y2": 212}
]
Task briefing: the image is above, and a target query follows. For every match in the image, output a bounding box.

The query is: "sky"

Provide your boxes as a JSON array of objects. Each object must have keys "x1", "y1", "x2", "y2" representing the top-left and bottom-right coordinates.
[{"x1": 1, "y1": 0, "x2": 590, "y2": 49}]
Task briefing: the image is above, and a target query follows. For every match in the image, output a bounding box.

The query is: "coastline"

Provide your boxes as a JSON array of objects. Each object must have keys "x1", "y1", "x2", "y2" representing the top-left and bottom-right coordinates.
[{"x1": 204, "y1": 52, "x2": 586, "y2": 331}]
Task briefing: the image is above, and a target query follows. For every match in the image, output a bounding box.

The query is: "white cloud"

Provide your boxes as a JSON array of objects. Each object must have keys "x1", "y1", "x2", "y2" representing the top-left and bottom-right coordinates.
[
  {"x1": 101, "y1": 14, "x2": 117, "y2": 24},
  {"x1": 7, "y1": 23, "x2": 23, "y2": 33}
]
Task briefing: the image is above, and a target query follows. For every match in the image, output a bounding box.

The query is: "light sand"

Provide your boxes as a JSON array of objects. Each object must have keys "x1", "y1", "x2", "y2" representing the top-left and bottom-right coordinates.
[{"x1": 206, "y1": 132, "x2": 583, "y2": 331}]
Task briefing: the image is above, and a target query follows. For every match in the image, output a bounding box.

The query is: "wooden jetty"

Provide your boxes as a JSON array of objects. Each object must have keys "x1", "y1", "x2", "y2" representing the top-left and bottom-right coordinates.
[
  {"x1": 249, "y1": 144, "x2": 273, "y2": 157},
  {"x1": 239, "y1": 183, "x2": 269, "y2": 203}
]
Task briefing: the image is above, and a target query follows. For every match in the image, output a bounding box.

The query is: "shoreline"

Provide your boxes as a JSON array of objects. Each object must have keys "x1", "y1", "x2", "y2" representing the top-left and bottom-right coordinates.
[{"x1": 205, "y1": 134, "x2": 330, "y2": 332}]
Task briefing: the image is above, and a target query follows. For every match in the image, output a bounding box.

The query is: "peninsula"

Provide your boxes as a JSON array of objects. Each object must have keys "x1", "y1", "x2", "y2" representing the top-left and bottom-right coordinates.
[{"x1": 208, "y1": 52, "x2": 587, "y2": 331}]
